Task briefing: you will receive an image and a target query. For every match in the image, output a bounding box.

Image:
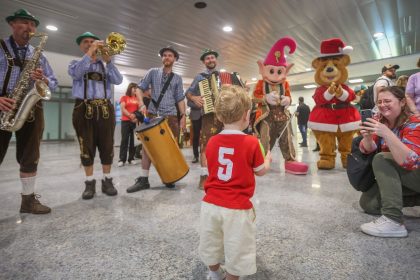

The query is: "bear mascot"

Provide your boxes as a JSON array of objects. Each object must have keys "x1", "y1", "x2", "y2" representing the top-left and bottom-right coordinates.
[
  {"x1": 253, "y1": 36, "x2": 308, "y2": 175},
  {"x1": 308, "y1": 38, "x2": 361, "y2": 169}
]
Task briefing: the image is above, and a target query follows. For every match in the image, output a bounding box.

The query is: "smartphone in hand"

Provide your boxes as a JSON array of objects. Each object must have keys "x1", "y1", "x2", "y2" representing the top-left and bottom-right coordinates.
[{"x1": 361, "y1": 109, "x2": 373, "y2": 123}]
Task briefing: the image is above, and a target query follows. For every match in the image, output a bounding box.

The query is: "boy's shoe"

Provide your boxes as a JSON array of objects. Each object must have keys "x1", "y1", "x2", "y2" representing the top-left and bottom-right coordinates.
[
  {"x1": 207, "y1": 267, "x2": 226, "y2": 280},
  {"x1": 128, "y1": 160, "x2": 138, "y2": 165},
  {"x1": 361, "y1": 215, "x2": 408, "y2": 238},
  {"x1": 117, "y1": 161, "x2": 124, "y2": 167}
]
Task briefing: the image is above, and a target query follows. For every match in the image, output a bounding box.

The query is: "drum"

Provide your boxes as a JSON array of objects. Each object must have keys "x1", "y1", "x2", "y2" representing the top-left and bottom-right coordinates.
[{"x1": 135, "y1": 117, "x2": 189, "y2": 184}]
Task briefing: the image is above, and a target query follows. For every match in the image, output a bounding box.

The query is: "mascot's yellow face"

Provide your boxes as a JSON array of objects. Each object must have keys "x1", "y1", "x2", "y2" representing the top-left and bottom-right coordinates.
[
  {"x1": 257, "y1": 60, "x2": 293, "y2": 85},
  {"x1": 312, "y1": 55, "x2": 350, "y2": 86}
]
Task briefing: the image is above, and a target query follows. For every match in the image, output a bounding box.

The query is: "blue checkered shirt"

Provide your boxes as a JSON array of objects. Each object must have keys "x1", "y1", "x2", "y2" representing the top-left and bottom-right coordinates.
[
  {"x1": 185, "y1": 69, "x2": 216, "y2": 120},
  {"x1": 0, "y1": 36, "x2": 58, "y2": 95},
  {"x1": 68, "y1": 54, "x2": 123, "y2": 100},
  {"x1": 139, "y1": 67, "x2": 184, "y2": 116}
]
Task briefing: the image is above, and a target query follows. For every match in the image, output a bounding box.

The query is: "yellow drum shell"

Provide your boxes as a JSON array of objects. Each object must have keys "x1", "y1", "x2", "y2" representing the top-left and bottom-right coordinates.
[{"x1": 135, "y1": 117, "x2": 189, "y2": 184}]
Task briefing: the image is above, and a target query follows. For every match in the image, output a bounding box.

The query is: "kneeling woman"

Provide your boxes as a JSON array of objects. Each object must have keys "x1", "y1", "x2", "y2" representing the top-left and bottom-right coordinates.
[{"x1": 359, "y1": 86, "x2": 420, "y2": 238}]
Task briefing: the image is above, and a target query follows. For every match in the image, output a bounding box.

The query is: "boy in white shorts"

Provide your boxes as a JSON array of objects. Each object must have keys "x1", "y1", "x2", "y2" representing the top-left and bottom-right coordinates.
[{"x1": 199, "y1": 85, "x2": 272, "y2": 280}]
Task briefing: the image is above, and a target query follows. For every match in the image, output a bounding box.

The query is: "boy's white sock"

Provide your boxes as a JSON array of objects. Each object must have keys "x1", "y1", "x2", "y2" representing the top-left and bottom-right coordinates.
[
  {"x1": 86, "y1": 175, "x2": 94, "y2": 181},
  {"x1": 201, "y1": 167, "x2": 209, "y2": 176}
]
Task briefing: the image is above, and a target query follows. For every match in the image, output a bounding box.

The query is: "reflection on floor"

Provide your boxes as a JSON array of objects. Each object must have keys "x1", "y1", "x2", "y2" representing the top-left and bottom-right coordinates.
[{"x1": 0, "y1": 140, "x2": 419, "y2": 280}]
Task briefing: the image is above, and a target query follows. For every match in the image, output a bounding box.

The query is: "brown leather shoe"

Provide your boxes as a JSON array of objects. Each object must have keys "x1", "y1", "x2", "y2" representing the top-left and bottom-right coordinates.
[
  {"x1": 102, "y1": 177, "x2": 118, "y2": 196},
  {"x1": 198, "y1": 175, "x2": 207, "y2": 190},
  {"x1": 20, "y1": 193, "x2": 51, "y2": 214},
  {"x1": 82, "y1": 180, "x2": 96, "y2": 199}
]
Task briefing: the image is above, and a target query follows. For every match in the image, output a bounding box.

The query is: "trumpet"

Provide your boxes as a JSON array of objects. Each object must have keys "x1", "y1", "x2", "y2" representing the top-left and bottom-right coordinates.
[{"x1": 97, "y1": 32, "x2": 126, "y2": 56}]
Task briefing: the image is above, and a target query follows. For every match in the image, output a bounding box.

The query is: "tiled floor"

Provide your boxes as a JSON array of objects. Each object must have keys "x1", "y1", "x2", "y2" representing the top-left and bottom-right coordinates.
[{"x1": 0, "y1": 139, "x2": 419, "y2": 280}]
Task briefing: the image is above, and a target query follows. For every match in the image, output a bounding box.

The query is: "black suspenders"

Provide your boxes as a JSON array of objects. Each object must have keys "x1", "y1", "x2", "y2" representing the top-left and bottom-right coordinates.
[
  {"x1": 0, "y1": 39, "x2": 17, "y2": 96},
  {"x1": 83, "y1": 61, "x2": 107, "y2": 100}
]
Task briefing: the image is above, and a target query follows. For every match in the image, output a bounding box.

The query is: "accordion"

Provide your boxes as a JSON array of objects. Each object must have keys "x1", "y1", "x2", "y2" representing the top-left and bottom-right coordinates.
[{"x1": 198, "y1": 72, "x2": 245, "y2": 114}]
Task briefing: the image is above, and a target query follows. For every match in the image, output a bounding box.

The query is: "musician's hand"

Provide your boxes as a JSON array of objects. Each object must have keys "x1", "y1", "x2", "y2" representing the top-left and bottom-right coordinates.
[
  {"x1": 101, "y1": 47, "x2": 112, "y2": 63},
  {"x1": 191, "y1": 95, "x2": 204, "y2": 108},
  {"x1": 180, "y1": 114, "x2": 187, "y2": 130},
  {"x1": 87, "y1": 40, "x2": 104, "y2": 60},
  {"x1": 280, "y1": 95, "x2": 291, "y2": 106},
  {"x1": 139, "y1": 105, "x2": 147, "y2": 116},
  {"x1": 0, "y1": 97, "x2": 15, "y2": 112},
  {"x1": 30, "y1": 68, "x2": 44, "y2": 81},
  {"x1": 265, "y1": 91, "x2": 280, "y2": 106}
]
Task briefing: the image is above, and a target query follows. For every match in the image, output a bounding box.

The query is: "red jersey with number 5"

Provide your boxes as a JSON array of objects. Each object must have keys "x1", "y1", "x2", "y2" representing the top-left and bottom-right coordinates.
[{"x1": 203, "y1": 130, "x2": 265, "y2": 209}]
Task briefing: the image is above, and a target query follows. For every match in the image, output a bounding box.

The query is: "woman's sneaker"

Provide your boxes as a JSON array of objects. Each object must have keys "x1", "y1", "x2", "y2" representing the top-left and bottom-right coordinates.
[{"x1": 361, "y1": 215, "x2": 408, "y2": 238}]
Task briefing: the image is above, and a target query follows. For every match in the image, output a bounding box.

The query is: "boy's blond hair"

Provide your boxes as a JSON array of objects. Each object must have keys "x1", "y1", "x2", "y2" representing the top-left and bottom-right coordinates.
[{"x1": 214, "y1": 85, "x2": 251, "y2": 124}]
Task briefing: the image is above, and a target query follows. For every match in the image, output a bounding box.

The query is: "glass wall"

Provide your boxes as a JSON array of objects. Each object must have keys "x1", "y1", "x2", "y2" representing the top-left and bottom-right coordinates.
[{"x1": 42, "y1": 86, "x2": 75, "y2": 141}]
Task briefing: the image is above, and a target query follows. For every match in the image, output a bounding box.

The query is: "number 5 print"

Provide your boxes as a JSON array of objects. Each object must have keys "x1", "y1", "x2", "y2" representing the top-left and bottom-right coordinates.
[{"x1": 217, "y1": 147, "x2": 234, "y2": 181}]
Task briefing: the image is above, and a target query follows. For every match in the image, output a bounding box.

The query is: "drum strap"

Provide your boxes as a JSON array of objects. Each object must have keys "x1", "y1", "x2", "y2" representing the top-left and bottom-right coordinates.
[{"x1": 152, "y1": 72, "x2": 174, "y2": 111}]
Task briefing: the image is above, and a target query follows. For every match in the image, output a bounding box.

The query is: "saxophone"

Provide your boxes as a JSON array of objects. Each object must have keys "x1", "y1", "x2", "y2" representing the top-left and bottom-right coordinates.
[{"x1": 0, "y1": 32, "x2": 51, "y2": 132}]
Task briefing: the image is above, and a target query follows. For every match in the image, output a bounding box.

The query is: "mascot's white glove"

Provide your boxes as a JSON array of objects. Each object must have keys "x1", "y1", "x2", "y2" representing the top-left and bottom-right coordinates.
[
  {"x1": 280, "y1": 95, "x2": 291, "y2": 106},
  {"x1": 265, "y1": 91, "x2": 280, "y2": 105}
]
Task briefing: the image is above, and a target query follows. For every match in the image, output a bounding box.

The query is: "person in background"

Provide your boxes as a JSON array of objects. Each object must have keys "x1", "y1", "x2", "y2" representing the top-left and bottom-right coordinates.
[
  {"x1": 359, "y1": 86, "x2": 420, "y2": 238},
  {"x1": 118, "y1": 82, "x2": 140, "y2": 167},
  {"x1": 396, "y1": 75, "x2": 409, "y2": 90},
  {"x1": 295, "y1": 96, "x2": 310, "y2": 147},
  {"x1": 0, "y1": 9, "x2": 58, "y2": 214},
  {"x1": 68, "y1": 31, "x2": 123, "y2": 200},
  {"x1": 405, "y1": 58, "x2": 420, "y2": 117},
  {"x1": 199, "y1": 85, "x2": 271, "y2": 280}
]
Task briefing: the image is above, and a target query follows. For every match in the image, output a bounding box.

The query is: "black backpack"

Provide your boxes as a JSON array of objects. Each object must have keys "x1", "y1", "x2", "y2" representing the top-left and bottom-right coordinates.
[{"x1": 359, "y1": 78, "x2": 390, "y2": 110}]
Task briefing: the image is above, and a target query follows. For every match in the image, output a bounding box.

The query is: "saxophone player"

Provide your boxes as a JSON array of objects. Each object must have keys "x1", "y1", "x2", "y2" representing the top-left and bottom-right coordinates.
[
  {"x1": 68, "y1": 32, "x2": 123, "y2": 200},
  {"x1": 0, "y1": 9, "x2": 58, "y2": 214}
]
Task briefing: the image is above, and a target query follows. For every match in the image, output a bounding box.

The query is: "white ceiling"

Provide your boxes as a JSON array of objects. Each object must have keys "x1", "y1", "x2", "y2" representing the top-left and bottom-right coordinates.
[{"x1": 1, "y1": 0, "x2": 419, "y2": 85}]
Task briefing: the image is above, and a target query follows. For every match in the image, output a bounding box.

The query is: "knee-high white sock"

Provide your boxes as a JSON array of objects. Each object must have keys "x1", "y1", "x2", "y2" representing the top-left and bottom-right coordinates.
[
  {"x1": 20, "y1": 176, "x2": 36, "y2": 195},
  {"x1": 140, "y1": 169, "x2": 149, "y2": 177}
]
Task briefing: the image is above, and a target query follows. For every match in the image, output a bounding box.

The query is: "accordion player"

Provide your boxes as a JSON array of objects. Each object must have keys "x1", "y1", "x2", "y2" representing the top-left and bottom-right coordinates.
[{"x1": 198, "y1": 72, "x2": 245, "y2": 114}]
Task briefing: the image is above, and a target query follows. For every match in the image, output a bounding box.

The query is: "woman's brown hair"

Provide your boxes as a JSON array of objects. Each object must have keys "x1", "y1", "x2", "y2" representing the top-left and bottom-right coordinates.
[{"x1": 125, "y1": 83, "x2": 138, "y2": 96}]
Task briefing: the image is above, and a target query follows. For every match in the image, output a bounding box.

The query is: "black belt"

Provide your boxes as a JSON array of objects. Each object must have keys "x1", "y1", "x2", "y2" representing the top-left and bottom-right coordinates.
[{"x1": 320, "y1": 103, "x2": 351, "y2": 110}]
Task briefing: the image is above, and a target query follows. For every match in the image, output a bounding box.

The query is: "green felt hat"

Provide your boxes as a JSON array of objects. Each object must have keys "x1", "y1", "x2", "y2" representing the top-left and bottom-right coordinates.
[
  {"x1": 76, "y1": 31, "x2": 100, "y2": 45},
  {"x1": 6, "y1": 9, "x2": 39, "y2": 27},
  {"x1": 200, "y1": 48, "x2": 219, "y2": 61}
]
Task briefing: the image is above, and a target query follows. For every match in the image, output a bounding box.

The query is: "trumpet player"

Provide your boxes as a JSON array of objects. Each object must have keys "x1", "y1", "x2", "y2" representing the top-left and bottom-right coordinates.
[
  {"x1": 0, "y1": 9, "x2": 58, "y2": 214},
  {"x1": 68, "y1": 32, "x2": 123, "y2": 200}
]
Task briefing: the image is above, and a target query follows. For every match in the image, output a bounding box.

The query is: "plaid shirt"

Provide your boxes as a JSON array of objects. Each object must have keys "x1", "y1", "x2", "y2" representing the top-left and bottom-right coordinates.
[
  {"x1": 0, "y1": 36, "x2": 58, "y2": 95},
  {"x1": 68, "y1": 54, "x2": 123, "y2": 100},
  {"x1": 139, "y1": 67, "x2": 184, "y2": 116}
]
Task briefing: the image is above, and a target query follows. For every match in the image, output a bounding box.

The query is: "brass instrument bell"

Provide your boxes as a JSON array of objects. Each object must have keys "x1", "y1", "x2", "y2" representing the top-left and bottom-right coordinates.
[{"x1": 97, "y1": 32, "x2": 126, "y2": 56}]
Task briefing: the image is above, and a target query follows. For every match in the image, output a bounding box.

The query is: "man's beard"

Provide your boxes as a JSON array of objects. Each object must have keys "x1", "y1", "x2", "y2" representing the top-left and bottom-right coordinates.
[
  {"x1": 206, "y1": 62, "x2": 216, "y2": 70},
  {"x1": 163, "y1": 60, "x2": 173, "y2": 67}
]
